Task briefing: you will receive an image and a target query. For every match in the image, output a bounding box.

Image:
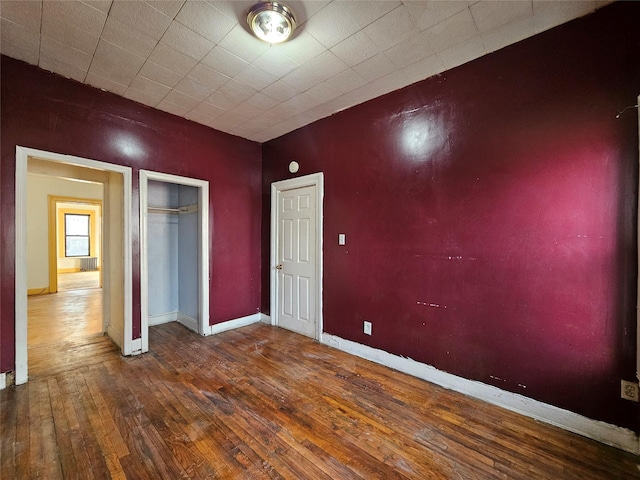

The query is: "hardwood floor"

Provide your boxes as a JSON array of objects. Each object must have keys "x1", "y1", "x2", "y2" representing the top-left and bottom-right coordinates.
[
  {"x1": 28, "y1": 285, "x2": 114, "y2": 378},
  {"x1": 3, "y1": 321, "x2": 639, "y2": 479},
  {"x1": 57, "y1": 271, "x2": 101, "y2": 291}
]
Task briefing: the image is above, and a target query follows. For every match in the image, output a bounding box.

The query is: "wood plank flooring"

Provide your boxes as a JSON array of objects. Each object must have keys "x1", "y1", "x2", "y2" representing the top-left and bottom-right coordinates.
[
  {"x1": 3, "y1": 321, "x2": 640, "y2": 479},
  {"x1": 57, "y1": 271, "x2": 101, "y2": 291},
  {"x1": 28, "y1": 284, "x2": 114, "y2": 378}
]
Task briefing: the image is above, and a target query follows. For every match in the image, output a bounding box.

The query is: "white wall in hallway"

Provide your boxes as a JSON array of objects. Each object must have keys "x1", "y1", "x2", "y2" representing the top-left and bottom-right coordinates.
[{"x1": 26, "y1": 173, "x2": 102, "y2": 290}]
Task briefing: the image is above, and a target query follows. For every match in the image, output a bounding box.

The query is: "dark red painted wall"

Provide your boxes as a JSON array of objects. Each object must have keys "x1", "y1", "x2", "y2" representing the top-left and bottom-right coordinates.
[
  {"x1": 262, "y1": 2, "x2": 640, "y2": 430},
  {"x1": 1, "y1": 56, "x2": 262, "y2": 372}
]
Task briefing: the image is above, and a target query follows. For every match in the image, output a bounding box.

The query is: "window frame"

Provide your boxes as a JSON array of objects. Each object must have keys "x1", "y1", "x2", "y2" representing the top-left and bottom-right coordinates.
[
  {"x1": 57, "y1": 206, "x2": 97, "y2": 259},
  {"x1": 64, "y1": 213, "x2": 91, "y2": 257}
]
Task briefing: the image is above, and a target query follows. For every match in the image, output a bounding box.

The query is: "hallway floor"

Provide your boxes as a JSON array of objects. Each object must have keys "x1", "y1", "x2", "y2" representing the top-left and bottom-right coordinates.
[
  {"x1": 27, "y1": 282, "x2": 116, "y2": 378},
  {"x1": 57, "y1": 271, "x2": 100, "y2": 291}
]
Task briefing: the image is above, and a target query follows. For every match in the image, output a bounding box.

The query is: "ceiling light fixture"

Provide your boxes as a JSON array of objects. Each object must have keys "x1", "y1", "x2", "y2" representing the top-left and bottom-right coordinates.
[{"x1": 247, "y1": 2, "x2": 296, "y2": 44}]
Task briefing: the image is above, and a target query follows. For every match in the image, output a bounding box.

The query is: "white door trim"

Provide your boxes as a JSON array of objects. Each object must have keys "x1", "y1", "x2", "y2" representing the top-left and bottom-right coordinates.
[
  {"x1": 139, "y1": 170, "x2": 210, "y2": 351},
  {"x1": 14, "y1": 146, "x2": 133, "y2": 385},
  {"x1": 270, "y1": 172, "x2": 324, "y2": 340}
]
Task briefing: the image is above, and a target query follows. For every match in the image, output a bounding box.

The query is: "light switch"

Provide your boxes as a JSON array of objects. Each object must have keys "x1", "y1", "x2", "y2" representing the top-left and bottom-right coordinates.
[{"x1": 338, "y1": 233, "x2": 346, "y2": 245}]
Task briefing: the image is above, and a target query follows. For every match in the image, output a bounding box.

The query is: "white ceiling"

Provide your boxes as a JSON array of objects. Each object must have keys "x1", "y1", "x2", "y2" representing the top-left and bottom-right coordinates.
[{"x1": 0, "y1": 0, "x2": 611, "y2": 143}]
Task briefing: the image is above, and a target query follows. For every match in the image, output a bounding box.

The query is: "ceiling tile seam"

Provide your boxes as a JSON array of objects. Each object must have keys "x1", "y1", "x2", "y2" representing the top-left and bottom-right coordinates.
[
  {"x1": 248, "y1": 83, "x2": 293, "y2": 106},
  {"x1": 127, "y1": 74, "x2": 174, "y2": 108},
  {"x1": 402, "y1": 0, "x2": 472, "y2": 32},
  {"x1": 211, "y1": 13, "x2": 254, "y2": 59},
  {"x1": 206, "y1": 1, "x2": 236, "y2": 24},
  {"x1": 173, "y1": 1, "x2": 235, "y2": 44},
  {"x1": 469, "y1": 1, "x2": 534, "y2": 36},
  {"x1": 87, "y1": 38, "x2": 150, "y2": 93},
  {"x1": 127, "y1": 37, "x2": 183, "y2": 101},
  {"x1": 147, "y1": 0, "x2": 184, "y2": 19},
  {"x1": 50, "y1": 1, "x2": 109, "y2": 39},
  {"x1": 420, "y1": 3, "x2": 474, "y2": 35},
  {"x1": 381, "y1": 36, "x2": 431, "y2": 71},
  {"x1": 163, "y1": 17, "x2": 242, "y2": 96},
  {"x1": 467, "y1": 5, "x2": 482, "y2": 37},
  {"x1": 325, "y1": 5, "x2": 462, "y2": 72},
  {"x1": 81, "y1": 1, "x2": 113, "y2": 84},
  {"x1": 104, "y1": 0, "x2": 114, "y2": 16},
  {"x1": 0, "y1": 11, "x2": 20, "y2": 30},
  {"x1": 304, "y1": 29, "x2": 330, "y2": 56},
  {"x1": 142, "y1": 3, "x2": 184, "y2": 61},
  {"x1": 2, "y1": 15, "x2": 39, "y2": 35},
  {"x1": 182, "y1": 91, "x2": 224, "y2": 123},
  {"x1": 255, "y1": 47, "x2": 301, "y2": 78},
  {"x1": 179, "y1": 66, "x2": 236, "y2": 114},
  {"x1": 350, "y1": 1, "x2": 404, "y2": 30}
]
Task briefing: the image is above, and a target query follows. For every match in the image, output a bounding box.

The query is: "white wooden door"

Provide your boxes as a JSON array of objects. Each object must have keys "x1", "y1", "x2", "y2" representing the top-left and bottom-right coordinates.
[{"x1": 277, "y1": 185, "x2": 317, "y2": 337}]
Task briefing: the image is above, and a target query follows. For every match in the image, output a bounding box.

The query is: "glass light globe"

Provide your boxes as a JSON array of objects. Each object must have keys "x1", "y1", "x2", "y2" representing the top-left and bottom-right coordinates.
[{"x1": 247, "y1": 2, "x2": 296, "y2": 44}]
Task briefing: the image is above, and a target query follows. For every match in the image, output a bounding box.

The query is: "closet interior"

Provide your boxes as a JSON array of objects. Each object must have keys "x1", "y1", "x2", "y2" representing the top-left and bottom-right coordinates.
[{"x1": 146, "y1": 180, "x2": 199, "y2": 332}]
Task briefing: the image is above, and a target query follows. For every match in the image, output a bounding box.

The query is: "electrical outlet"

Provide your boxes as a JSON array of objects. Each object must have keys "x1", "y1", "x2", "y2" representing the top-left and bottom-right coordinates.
[
  {"x1": 621, "y1": 380, "x2": 639, "y2": 402},
  {"x1": 364, "y1": 321, "x2": 372, "y2": 335}
]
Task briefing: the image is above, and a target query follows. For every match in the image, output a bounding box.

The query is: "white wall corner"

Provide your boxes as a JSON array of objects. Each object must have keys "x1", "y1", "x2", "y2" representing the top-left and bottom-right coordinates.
[
  {"x1": 177, "y1": 312, "x2": 199, "y2": 333},
  {"x1": 207, "y1": 313, "x2": 262, "y2": 336},
  {"x1": 321, "y1": 333, "x2": 640, "y2": 455},
  {"x1": 260, "y1": 313, "x2": 272, "y2": 324}
]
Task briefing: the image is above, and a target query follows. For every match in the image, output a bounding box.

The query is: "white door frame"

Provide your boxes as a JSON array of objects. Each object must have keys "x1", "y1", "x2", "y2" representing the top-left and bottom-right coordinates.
[
  {"x1": 270, "y1": 172, "x2": 324, "y2": 340},
  {"x1": 15, "y1": 146, "x2": 133, "y2": 385},
  {"x1": 139, "y1": 170, "x2": 210, "y2": 352}
]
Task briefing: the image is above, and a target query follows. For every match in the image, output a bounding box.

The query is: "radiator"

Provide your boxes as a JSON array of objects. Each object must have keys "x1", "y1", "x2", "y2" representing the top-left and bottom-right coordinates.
[{"x1": 80, "y1": 257, "x2": 98, "y2": 271}]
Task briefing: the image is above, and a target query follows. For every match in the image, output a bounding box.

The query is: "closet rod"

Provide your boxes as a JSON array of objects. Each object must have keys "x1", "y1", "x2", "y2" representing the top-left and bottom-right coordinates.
[
  {"x1": 148, "y1": 204, "x2": 199, "y2": 214},
  {"x1": 148, "y1": 206, "x2": 181, "y2": 214}
]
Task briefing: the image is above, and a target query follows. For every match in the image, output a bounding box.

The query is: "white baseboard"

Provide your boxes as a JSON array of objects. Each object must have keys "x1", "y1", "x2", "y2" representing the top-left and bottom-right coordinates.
[
  {"x1": 260, "y1": 313, "x2": 271, "y2": 324},
  {"x1": 148, "y1": 312, "x2": 178, "y2": 326},
  {"x1": 321, "y1": 333, "x2": 639, "y2": 455},
  {"x1": 177, "y1": 312, "x2": 199, "y2": 333},
  {"x1": 147, "y1": 312, "x2": 198, "y2": 333},
  {"x1": 207, "y1": 313, "x2": 262, "y2": 336},
  {"x1": 0, "y1": 373, "x2": 5, "y2": 390}
]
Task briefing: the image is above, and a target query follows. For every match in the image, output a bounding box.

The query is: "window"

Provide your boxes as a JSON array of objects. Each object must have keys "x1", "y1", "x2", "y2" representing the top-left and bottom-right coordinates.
[
  {"x1": 56, "y1": 203, "x2": 99, "y2": 261},
  {"x1": 65, "y1": 213, "x2": 90, "y2": 257}
]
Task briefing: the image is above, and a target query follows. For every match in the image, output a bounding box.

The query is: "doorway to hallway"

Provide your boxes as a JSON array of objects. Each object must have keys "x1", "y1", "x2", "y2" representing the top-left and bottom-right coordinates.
[{"x1": 15, "y1": 146, "x2": 133, "y2": 385}]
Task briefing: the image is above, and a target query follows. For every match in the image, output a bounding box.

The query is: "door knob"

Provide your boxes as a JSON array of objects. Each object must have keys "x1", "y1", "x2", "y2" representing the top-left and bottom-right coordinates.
[{"x1": 276, "y1": 264, "x2": 283, "y2": 270}]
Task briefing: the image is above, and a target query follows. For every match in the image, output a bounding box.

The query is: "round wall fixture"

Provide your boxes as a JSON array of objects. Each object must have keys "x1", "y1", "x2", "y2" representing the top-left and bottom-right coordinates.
[
  {"x1": 288, "y1": 161, "x2": 299, "y2": 173},
  {"x1": 247, "y1": 2, "x2": 297, "y2": 44}
]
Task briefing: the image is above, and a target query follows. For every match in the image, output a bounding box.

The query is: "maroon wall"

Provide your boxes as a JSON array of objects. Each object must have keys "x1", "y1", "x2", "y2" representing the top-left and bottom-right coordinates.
[
  {"x1": 262, "y1": 2, "x2": 640, "y2": 430},
  {"x1": 1, "y1": 56, "x2": 262, "y2": 372}
]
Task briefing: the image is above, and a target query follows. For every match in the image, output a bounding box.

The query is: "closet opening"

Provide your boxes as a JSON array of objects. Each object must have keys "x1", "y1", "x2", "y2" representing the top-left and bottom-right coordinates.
[{"x1": 139, "y1": 170, "x2": 209, "y2": 353}]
